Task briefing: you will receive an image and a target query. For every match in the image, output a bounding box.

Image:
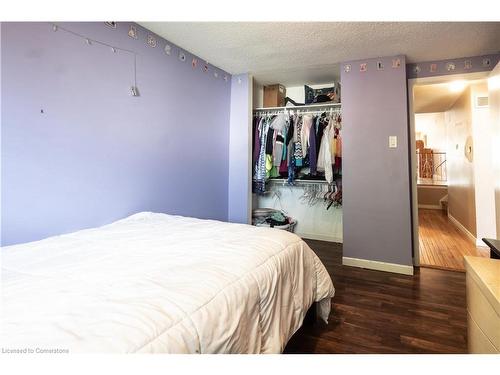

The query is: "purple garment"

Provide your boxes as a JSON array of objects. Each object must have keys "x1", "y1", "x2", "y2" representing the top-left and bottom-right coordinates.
[
  {"x1": 253, "y1": 117, "x2": 261, "y2": 164},
  {"x1": 309, "y1": 116, "x2": 318, "y2": 175}
]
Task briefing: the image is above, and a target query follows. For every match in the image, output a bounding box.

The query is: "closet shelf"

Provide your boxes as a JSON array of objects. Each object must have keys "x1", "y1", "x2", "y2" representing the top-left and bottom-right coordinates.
[
  {"x1": 254, "y1": 102, "x2": 341, "y2": 112},
  {"x1": 267, "y1": 178, "x2": 331, "y2": 185}
]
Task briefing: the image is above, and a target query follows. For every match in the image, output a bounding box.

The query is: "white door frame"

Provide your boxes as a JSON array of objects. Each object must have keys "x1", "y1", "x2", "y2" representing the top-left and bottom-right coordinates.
[{"x1": 407, "y1": 71, "x2": 490, "y2": 266}]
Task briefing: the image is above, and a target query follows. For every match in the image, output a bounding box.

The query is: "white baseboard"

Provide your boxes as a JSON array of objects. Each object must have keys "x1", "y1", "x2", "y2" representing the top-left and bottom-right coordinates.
[
  {"x1": 342, "y1": 256, "x2": 414, "y2": 275},
  {"x1": 418, "y1": 204, "x2": 443, "y2": 210},
  {"x1": 297, "y1": 231, "x2": 343, "y2": 243},
  {"x1": 448, "y1": 213, "x2": 476, "y2": 244}
]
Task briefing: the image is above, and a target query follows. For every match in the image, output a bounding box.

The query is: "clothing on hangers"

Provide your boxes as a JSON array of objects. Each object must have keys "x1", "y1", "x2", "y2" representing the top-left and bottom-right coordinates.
[{"x1": 252, "y1": 107, "x2": 342, "y2": 199}]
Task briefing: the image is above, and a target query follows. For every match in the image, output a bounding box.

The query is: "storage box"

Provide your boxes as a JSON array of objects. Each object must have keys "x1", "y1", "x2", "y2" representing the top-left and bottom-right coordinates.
[{"x1": 263, "y1": 84, "x2": 286, "y2": 107}]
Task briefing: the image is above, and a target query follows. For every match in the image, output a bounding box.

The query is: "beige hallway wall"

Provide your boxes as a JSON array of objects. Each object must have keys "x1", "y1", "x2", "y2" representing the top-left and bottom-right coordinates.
[
  {"x1": 489, "y1": 63, "x2": 500, "y2": 239},
  {"x1": 446, "y1": 87, "x2": 476, "y2": 237}
]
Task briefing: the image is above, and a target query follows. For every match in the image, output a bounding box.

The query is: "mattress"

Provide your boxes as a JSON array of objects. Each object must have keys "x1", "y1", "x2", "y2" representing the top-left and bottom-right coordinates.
[{"x1": 1, "y1": 212, "x2": 335, "y2": 353}]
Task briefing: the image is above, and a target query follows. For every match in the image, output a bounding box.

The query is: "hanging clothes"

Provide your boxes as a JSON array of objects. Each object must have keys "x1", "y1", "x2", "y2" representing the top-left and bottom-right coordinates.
[
  {"x1": 293, "y1": 115, "x2": 304, "y2": 167},
  {"x1": 252, "y1": 108, "x2": 342, "y2": 199},
  {"x1": 300, "y1": 115, "x2": 314, "y2": 158},
  {"x1": 317, "y1": 115, "x2": 335, "y2": 183}
]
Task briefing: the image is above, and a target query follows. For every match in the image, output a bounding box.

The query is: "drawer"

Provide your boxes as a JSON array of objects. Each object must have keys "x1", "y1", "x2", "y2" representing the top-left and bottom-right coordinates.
[
  {"x1": 467, "y1": 311, "x2": 498, "y2": 354},
  {"x1": 466, "y1": 273, "x2": 500, "y2": 351}
]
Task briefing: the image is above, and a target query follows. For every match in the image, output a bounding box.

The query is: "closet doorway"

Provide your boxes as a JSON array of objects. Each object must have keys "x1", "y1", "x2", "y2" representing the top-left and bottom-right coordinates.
[{"x1": 408, "y1": 71, "x2": 496, "y2": 271}]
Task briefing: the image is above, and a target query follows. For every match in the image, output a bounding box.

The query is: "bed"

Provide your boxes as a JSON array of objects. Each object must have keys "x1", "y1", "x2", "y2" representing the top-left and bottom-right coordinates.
[{"x1": 1, "y1": 212, "x2": 335, "y2": 353}]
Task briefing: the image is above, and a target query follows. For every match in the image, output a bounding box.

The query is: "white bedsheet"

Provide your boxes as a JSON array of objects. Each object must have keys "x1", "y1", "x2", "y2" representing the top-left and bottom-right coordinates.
[{"x1": 1, "y1": 212, "x2": 335, "y2": 353}]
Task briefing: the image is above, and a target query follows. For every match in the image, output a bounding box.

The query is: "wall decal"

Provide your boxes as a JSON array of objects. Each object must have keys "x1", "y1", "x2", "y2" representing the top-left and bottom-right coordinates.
[
  {"x1": 429, "y1": 63, "x2": 437, "y2": 73},
  {"x1": 377, "y1": 61, "x2": 384, "y2": 70},
  {"x1": 344, "y1": 64, "x2": 351, "y2": 73},
  {"x1": 464, "y1": 60, "x2": 472, "y2": 69},
  {"x1": 164, "y1": 44, "x2": 172, "y2": 55},
  {"x1": 192, "y1": 58, "x2": 198, "y2": 68},
  {"x1": 178, "y1": 52, "x2": 186, "y2": 62},
  {"x1": 105, "y1": 22, "x2": 117, "y2": 29},
  {"x1": 147, "y1": 35, "x2": 157, "y2": 48},
  {"x1": 392, "y1": 58, "x2": 401, "y2": 68},
  {"x1": 482, "y1": 58, "x2": 491, "y2": 67},
  {"x1": 128, "y1": 25, "x2": 138, "y2": 39},
  {"x1": 359, "y1": 63, "x2": 367, "y2": 72}
]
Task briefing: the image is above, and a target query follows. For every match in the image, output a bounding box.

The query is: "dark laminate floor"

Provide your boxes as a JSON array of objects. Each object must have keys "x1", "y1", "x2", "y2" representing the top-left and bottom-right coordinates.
[{"x1": 284, "y1": 239, "x2": 468, "y2": 354}]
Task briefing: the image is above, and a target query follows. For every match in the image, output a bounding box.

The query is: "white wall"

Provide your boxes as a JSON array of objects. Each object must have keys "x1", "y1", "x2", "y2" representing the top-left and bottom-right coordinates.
[
  {"x1": 252, "y1": 80, "x2": 263, "y2": 108},
  {"x1": 415, "y1": 112, "x2": 447, "y2": 151},
  {"x1": 253, "y1": 184, "x2": 342, "y2": 243},
  {"x1": 470, "y1": 81, "x2": 497, "y2": 243}
]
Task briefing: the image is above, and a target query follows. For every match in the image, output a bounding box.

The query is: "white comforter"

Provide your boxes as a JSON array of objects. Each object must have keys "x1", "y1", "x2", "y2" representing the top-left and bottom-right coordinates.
[{"x1": 1, "y1": 212, "x2": 334, "y2": 353}]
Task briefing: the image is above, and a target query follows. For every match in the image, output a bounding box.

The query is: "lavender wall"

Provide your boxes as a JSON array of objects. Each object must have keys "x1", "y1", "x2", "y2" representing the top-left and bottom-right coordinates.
[
  {"x1": 407, "y1": 53, "x2": 500, "y2": 79},
  {"x1": 228, "y1": 74, "x2": 252, "y2": 224},
  {"x1": 1, "y1": 22, "x2": 231, "y2": 246},
  {"x1": 341, "y1": 55, "x2": 413, "y2": 266}
]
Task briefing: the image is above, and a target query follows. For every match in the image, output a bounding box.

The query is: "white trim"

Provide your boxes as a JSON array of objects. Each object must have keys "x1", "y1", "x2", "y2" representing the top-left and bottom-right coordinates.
[
  {"x1": 297, "y1": 231, "x2": 343, "y2": 243},
  {"x1": 418, "y1": 204, "x2": 443, "y2": 210},
  {"x1": 342, "y1": 257, "x2": 414, "y2": 275},
  {"x1": 448, "y1": 213, "x2": 476, "y2": 244}
]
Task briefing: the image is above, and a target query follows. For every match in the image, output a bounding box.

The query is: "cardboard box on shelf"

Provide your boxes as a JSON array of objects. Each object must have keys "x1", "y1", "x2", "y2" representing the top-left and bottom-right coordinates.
[{"x1": 263, "y1": 84, "x2": 286, "y2": 107}]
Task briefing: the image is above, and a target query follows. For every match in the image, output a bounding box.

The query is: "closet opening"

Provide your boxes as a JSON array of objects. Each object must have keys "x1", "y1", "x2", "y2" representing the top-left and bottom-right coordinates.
[
  {"x1": 251, "y1": 79, "x2": 343, "y2": 246},
  {"x1": 408, "y1": 72, "x2": 494, "y2": 271}
]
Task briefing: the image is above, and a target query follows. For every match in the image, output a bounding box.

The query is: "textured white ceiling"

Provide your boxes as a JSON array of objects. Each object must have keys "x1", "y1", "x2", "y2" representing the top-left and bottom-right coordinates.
[{"x1": 139, "y1": 22, "x2": 500, "y2": 85}]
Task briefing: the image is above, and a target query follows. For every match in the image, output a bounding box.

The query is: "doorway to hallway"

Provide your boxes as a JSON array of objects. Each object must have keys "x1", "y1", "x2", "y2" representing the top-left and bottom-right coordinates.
[{"x1": 409, "y1": 71, "x2": 497, "y2": 271}]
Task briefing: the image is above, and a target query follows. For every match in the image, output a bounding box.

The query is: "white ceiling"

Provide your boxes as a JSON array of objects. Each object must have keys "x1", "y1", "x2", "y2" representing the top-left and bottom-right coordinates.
[{"x1": 139, "y1": 22, "x2": 500, "y2": 86}]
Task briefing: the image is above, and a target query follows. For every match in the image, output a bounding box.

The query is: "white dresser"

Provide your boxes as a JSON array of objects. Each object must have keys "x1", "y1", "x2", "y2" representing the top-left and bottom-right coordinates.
[{"x1": 464, "y1": 256, "x2": 500, "y2": 353}]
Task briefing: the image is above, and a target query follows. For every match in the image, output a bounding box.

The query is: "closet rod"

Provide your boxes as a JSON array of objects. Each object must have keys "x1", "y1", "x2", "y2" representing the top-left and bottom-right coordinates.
[
  {"x1": 253, "y1": 102, "x2": 341, "y2": 112},
  {"x1": 267, "y1": 178, "x2": 333, "y2": 185}
]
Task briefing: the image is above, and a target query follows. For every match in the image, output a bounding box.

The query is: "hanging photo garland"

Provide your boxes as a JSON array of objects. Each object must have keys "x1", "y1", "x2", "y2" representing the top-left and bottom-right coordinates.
[
  {"x1": 128, "y1": 25, "x2": 138, "y2": 39},
  {"x1": 147, "y1": 35, "x2": 157, "y2": 48}
]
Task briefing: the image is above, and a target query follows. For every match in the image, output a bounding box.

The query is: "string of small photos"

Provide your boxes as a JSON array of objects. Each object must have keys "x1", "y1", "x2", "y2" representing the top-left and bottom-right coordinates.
[{"x1": 49, "y1": 22, "x2": 230, "y2": 97}]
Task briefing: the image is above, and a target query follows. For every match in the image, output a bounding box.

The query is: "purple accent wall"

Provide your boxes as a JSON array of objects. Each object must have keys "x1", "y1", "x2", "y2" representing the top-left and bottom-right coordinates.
[
  {"x1": 407, "y1": 53, "x2": 500, "y2": 79},
  {"x1": 1, "y1": 22, "x2": 231, "y2": 246},
  {"x1": 341, "y1": 55, "x2": 413, "y2": 266},
  {"x1": 228, "y1": 74, "x2": 252, "y2": 224}
]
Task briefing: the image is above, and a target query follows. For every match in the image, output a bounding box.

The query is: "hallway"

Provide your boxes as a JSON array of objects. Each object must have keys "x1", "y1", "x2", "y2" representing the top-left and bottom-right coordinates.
[{"x1": 418, "y1": 209, "x2": 489, "y2": 271}]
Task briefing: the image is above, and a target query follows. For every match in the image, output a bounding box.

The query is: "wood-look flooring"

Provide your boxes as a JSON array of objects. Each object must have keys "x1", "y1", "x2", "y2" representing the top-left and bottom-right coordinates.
[
  {"x1": 418, "y1": 209, "x2": 488, "y2": 271},
  {"x1": 284, "y1": 239, "x2": 468, "y2": 354}
]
